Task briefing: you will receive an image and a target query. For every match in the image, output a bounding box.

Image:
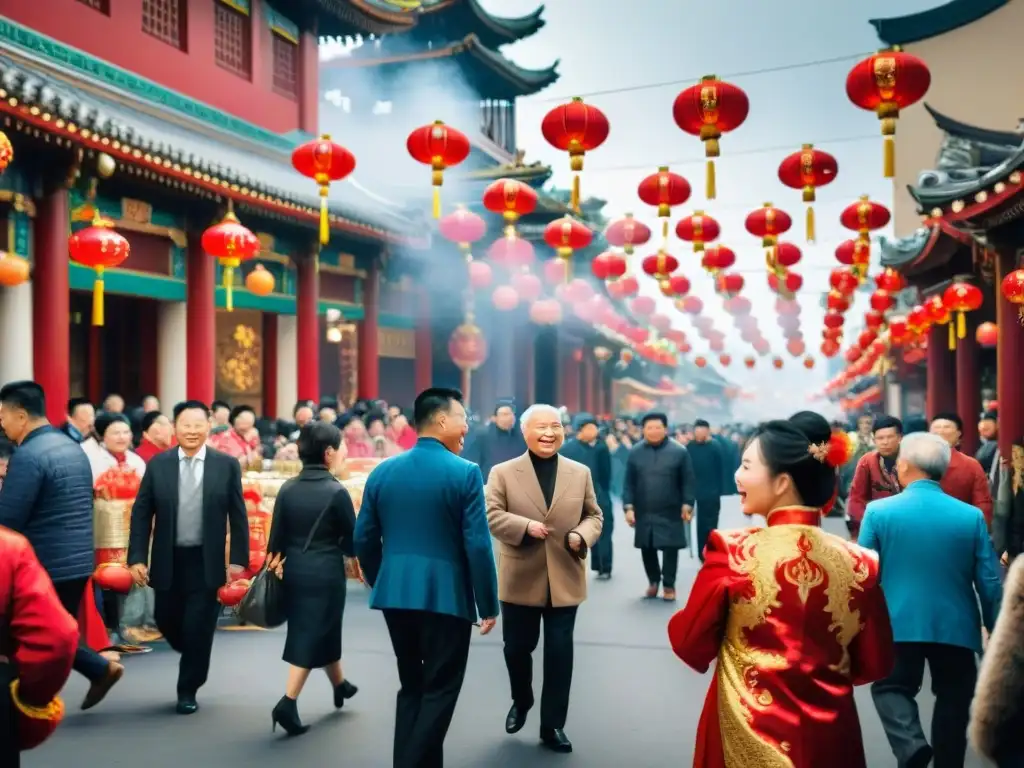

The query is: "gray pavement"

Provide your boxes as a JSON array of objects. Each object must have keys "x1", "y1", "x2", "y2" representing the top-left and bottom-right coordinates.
[{"x1": 25, "y1": 497, "x2": 990, "y2": 767}]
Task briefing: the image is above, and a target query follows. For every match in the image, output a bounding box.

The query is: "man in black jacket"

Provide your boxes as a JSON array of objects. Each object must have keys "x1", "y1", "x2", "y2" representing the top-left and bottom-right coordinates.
[
  {"x1": 687, "y1": 420, "x2": 725, "y2": 562},
  {"x1": 464, "y1": 399, "x2": 526, "y2": 481},
  {"x1": 128, "y1": 400, "x2": 249, "y2": 715},
  {"x1": 0, "y1": 380, "x2": 123, "y2": 710},
  {"x1": 560, "y1": 413, "x2": 614, "y2": 578}
]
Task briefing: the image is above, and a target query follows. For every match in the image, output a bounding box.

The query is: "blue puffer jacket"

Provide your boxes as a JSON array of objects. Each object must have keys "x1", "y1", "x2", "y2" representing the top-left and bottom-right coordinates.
[{"x1": 0, "y1": 425, "x2": 95, "y2": 583}]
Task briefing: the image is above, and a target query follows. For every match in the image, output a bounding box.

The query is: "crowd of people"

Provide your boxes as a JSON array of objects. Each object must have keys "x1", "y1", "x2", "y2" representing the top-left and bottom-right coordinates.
[{"x1": 0, "y1": 377, "x2": 1021, "y2": 767}]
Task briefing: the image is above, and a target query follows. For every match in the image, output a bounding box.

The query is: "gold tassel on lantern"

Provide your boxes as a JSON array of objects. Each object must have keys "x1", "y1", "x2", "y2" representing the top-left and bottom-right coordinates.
[
  {"x1": 92, "y1": 266, "x2": 105, "y2": 327},
  {"x1": 948, "y1": 321, "x2": 956, "y2": 350},
  {"x1": 881, "y1": 117, "x2": 897, "y2": 179},
  {"x1": 957, "y1": 310, "x2": 966, "y2": 339},
  {"x1": 571, "y1": 174, "x2": 580, "y2": 212},
  {"x1": 703, "y1": 135, "x2": 719, "y2": 200},
  {"x1": 706, "y1": 159, "x2": 716, "y2": 200},
  {"x1": 318, "y1": 185, "x2": 330, "y2": 245},
  {"x1": 222, "y1": 259, "x2": 239, "y2": 312},
  {"x1": 806, "y1": 206, "x2": 815, "y2": 243},
  {"x1": 431, "y1": 166, "x2": 443, "y2": 219}
]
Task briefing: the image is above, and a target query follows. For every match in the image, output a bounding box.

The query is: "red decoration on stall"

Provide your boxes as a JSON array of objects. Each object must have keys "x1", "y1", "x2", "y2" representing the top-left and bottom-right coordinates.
[
  {"x1": 200, "y1": 206, "x2": 261, "y2": 313},
  {"x1": 541, "y1": 98, "x2": 610, "y2": 211},
  {"x1": 846, "y1": 48, "x2": 931, "y2": 178},
  {"x1": 406, "y1": 121, "x2": 471, "y2": 218},
  {"x1": 976, "y1": 321, "x2": 998, "y2": 348},
  {"x1": 482, "y1": 178, "x2": 539, "y2": 227},
  {"x1": 604, "y1": 213, "x2": 651, "y2": 255},
  {"x1": 777, "y1": 144, "x2": 838, "y2": 241},
  {"x1": 69, "y1": 215, "x2": 131, "y2": 326},
  {"x1": 675, "y1": 211, "x2": 720, "y2": 252},
  {"x1": 0, "y1": 131, "x2": 12, "y2": 175},
  {"x1": 1000, "y1": 268, "x2": 1024, "y2": 321},
  {"x1": 94, "y1": 563, "x2": 133, "y2": 594},
  {"x1": 672, "y1": 75, "x2": 750, "y2": 199},
  {"x1": 291, "y1": 134, "x2": 356, "y2": 244}
]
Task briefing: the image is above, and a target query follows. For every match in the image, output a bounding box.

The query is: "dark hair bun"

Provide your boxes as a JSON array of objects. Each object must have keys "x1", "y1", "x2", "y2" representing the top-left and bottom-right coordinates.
[{"x1": 788, "y1": 411, "x2": 832, "y2": 446}]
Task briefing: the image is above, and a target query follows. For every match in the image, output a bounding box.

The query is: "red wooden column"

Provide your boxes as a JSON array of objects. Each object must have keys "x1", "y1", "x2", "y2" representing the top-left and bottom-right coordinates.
[
  {"x1": 925, "y1": 324, "x2": 957, "y2": 420},
  {"x1": 997, "y1": 249, "x2": 1024, "y2": 461},
  {"x1": 357, "y1": 260, "x2": 380, "y2": 400},
  {"x1": 32, "y1": 188, "x2": 70, "y2": 423},
  {"x1": 185, "y1": 233, "x2": 215, "y2": 403},
  {"x1": 414, "y1": 288, "x2": 432, "y2": 393},
  {"x1": 955, "y1": 315, "x2": 981, "y2": 455},
  {"x1": 262, "y1": 313, "x2": 278, "y2": 419},
  {"x1": 296, "y1": 254, "x2": 320, "y2": 404},
  {"x1": 582, "y1": 352, "x2": 595, "y2": 413}
]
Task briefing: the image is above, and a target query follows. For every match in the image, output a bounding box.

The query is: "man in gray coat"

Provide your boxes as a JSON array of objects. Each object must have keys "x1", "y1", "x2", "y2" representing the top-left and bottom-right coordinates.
[{"x1": 622, "y1": 412, "x2": 695, "y2": 601}]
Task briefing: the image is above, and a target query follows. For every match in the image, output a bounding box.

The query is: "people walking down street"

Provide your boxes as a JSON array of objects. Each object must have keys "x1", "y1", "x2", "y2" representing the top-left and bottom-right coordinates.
[
  {"x1": 622, "y1": 412, "x2": 695, "y2": 601},
  {"x1": 463, "y1": 399, "x2": 527, "y2": 482},
  {"x1": 970, "y1": 554, "x2": 1024, "y2": 767},
  {"x1": 669, "y1": 411, "x2": 894, "y2": 768},
  {"x1": 127, "y1": 400, "x2": 250, "y2": 715},
  {"x1": 265, "y1": 421, "x2": 358, "y2": 737},
  {"x1": 929, "y1": 413, "x2": 994, "y2": 525},
  {"x1": 560, "y1": 412, "x2": 614, "y2": 579},
  {"x1": 0, "y1": 380, "x2": 125, "y2": 711},
  {"x1": 846, "y1": 415, "x2": 904, "y2": 540},
  {"x1": 685, "y1": 420, "x2": 725, "y2": 562},
  {"x1": 354, "y1": 387, "x2": 499, "y2": 768},
  {"x1": 0, "y1": 526, "x2": 79, "y2": 766},
  {"x1": 709, "y1": 424, "x2": 739, "y2": 495},
  {"x1": 859, "y1": 432, "x2": 1002, "y2": 768},
  {"x1": 976, "y1": 409, "x2": 999, "y2": 477},
  {"x1": 487, "y1": 404, "x2": 603, "y2": 754}
]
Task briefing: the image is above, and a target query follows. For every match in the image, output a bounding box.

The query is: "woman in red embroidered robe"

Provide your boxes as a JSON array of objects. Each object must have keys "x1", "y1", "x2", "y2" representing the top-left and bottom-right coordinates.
[
  {"x1": 668, "y1": 411, "x2": 895, "y2": 768},
  {"x1": 208, "y1": 405, "x2": 262, "y2": 467}
]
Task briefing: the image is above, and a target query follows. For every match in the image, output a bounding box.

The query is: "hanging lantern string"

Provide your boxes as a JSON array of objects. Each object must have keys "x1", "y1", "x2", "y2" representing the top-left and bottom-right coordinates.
[
  {"x1": 431, "y1": 161, "x2": 444, "y2": 220},
  {"x1": 804, "y1": 185, "x2": 816, "y2": 243},
  {"x1": 948, "y1": 319, "x2": 956, "y2": 350},
  {"x1": 318, "y1": 183, "x2": 330, "y2": 245}
]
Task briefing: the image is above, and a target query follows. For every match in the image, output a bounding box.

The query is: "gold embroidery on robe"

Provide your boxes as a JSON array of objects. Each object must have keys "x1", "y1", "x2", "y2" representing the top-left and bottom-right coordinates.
[{"x1": 1012, "y1": 445, "x2": 1024, "y2": 496}]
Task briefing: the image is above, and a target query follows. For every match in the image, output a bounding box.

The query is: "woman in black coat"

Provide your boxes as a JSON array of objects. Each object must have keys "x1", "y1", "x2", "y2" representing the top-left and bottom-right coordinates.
[{"x1": 267, "y1": 422, "x2": 358, "y2": 736}]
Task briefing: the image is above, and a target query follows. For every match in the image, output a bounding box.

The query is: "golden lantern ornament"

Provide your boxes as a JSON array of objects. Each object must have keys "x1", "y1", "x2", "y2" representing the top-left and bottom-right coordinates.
[
  {"x1": 0, "y1": 130, "x2": 12, "y2": 175},
  {"x1": 68, "y1": 215, "x2": 131, "y2": 326},
  {"x1": 201, "y1": 204, "x2": 261, "y2": 312},
  {"x1": 245, "y1": 264, "x2": 275, "y2": 296},
  {"x1": 0, "y1": 252, "x2": 29, "y2": 288}
]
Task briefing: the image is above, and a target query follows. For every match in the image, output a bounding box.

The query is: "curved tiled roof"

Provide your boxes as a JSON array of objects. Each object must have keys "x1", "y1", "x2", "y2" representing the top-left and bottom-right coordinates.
[
  {"x1": 869, "y1": 0, "x2": 1008, "y2": 46},
  {"x1": 413, "y1": 1, "x2": 546, "y2": 49},
  {"x1": 924, "y1": 103, "x2": 1024, "y2": 148}
]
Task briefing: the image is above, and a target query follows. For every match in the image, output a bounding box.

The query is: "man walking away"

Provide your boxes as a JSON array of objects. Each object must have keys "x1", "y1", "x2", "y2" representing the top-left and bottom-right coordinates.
[
  {"x1": 355, "y1": 387, "x2": 499, "y2": 768},
  {"x1": 0, "y1": 380, "x2": 124, "y2": 710},
  {"x1": 463, "y1": 399, "x2": 526, "y2": 482},
  {"x1": 622, "y1": 412, "x2": 695, "y2": 601},
  {"x1": 846, "y1": 415, "x2": 903, "y2": 540},
  {"x1": 860, "y1": 432, "x2": 1002, "y2": 768},
  {"x1": 686, "y1": 420, "x2": 724, "y2": 562},
  {"x1": 559, "y1": 412, "x2": 614, "y2": 578}
]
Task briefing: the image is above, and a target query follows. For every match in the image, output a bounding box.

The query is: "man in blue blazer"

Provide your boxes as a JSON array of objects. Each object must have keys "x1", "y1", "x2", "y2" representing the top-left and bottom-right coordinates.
[
  {"x1": 859, "y1": 432, "x2": 1002, "y2": 768},
  {"x1": 355, "y1": 387, "x2": 499, "y2": 768}
]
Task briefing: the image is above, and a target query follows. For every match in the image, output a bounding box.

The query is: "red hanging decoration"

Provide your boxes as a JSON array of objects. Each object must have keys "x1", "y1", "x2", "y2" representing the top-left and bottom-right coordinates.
[
  {"x1": 291, "y1": 134, "x2": 356, "y2": 245},
  {"x1": 840, "y1": 196, "x2": 892, "y2": 282},
  {"x1": 591, "y1": 251, "x2": 627, "y2": 281},
  {"x1": 672, "y1": 75, "x2": 750, "y2": 199},
  {"x1": 201, "y1": 205, "x2": 261, "y2": 312},
  {"x1": 542, "y1": 217, "x2": 593, "y2": 282},
  {"x1": 1000, "y1": 268, "x2": 1024, "y2": 322},
  {"x1": 675, "y1": 211, "x2": 720, "y2": 252},
  {"x1": 482, "y1": 178, "x2": 539, "y2": 230},
  {"x1": 604, "y1": 213, "x2": 651, "y2": 255},
  {"x1": 638, "y1": 167, "x2": 691, "y2": 246},
  {"x1": 406, "y1": 121, "x2": 471, "y2": 219},
  {"x1": 701, "y1": 244, "x2": 736, "y2": 275},
  {"x1": 68, "y1": 215, "x2": 130, "y2": 326},
  {"x1": 0, "y1": 130, "x2": 12, "y2": 175},
  {"x1": 540, "y1": 97, "x2": 610, "y2": 211},
  {"x1": 942, "y1": 279, "x2": 983, "y2": 343},
  {"x1": 777, "y1": 144, "x2": 838, "y2": 242}
]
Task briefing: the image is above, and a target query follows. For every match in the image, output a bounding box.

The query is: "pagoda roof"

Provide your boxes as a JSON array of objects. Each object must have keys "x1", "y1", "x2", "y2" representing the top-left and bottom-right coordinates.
[
  {"x1": 459, "y1": 152, "x2": 553, "y2": 187},
  {"x1": 878, "y1": 220, "x2": 971, "y2": 276},
  {"x1": 412, "y1": 1, "x2": 546, "y2": 48},
  {"x1": 870, "y1": 0, "x2": 1008, "y2": 46},
  {"x1": 322, "y1": 34, "x2": 560, "y2": 98},
  {"x1": 924, "y1": 103, "x2": 1024, "y2": 148},
  {"x1": 0, "y1": 51, "x2": 417, "y2": 242},
  {"x1": 263, "y1": 0, "x2": 437, "y2": 39}
]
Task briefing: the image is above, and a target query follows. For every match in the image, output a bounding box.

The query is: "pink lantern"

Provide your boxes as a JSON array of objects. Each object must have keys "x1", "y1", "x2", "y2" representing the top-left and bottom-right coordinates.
[
  {"x1": 511, "y1": 271, "x2": 542, "y2": 301},
  {"x1": 542, "y1": 259, "x2": 567, "y2": 284},
  {"x1": 786, "y1": 338, "x2": 806, "y2": 357},
  {"x1": 607, "y1": 275, "x2": 640, "y2": 299},
  {"x1": 492, "y1": 285, "x2": 519, "y2": 311},
  {"x1": 650, "y1": 313, "x2": 672, "y2": 333},
  {"x1": 630, "y1": 295, "x2": 656, "y2": 318},
  {"x1": 487, "y1": 230, "x2": 535, "y2": 268},
  {"x1": 438, "y1": 207, "x2": 487, "y2": 248},
  {"x1": 468, "y1": 261, "x2": 493, "y2": 289},
  {"x1": 566, "y1": 278, "x2": 594, "y2": 303},
  {"x1": 678, "y1": 295, "x2": 703, "y2": 314},
  {"x1": 530, "y1": 298, "x2": 563, "y2": 325}
]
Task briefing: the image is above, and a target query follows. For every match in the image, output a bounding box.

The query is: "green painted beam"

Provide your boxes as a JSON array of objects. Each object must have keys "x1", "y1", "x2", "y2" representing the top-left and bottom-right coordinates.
[{"x1": 69, "y1": 264, "x2": 186, "y2": 301}]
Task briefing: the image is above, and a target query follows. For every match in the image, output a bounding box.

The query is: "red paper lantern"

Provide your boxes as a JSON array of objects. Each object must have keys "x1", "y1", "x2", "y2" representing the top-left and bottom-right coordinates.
[
  {"x1": 492, "y1": 285, "x2": 519, "y2": 311},
  {"x1": 889, "y1": 316, "x2": 909, "y2": 345},
  {"x1": 677, "y1": 295, "x2": 703, "y2": 314},
  {"x1": 641, "y1": 252, "x2": 680, "y2": 280},
  {"x1": 803, "y1": 356, "x2": 815, "y2": 369},
  {"x1": 607, "y1": 275, "x2": 639, "y2": 299},
  {"x1": 449, "y1": 323, "x2": 488, "y2": 371},
  {"x1": 943, "y1": 279, "x2": 983, "y2": 340},
  {"x1": 745, "y1": 203, "x2": 793, "y2": 250},
  {"x1": 823, "y1": 327, "x2": 843, "y2": 342},
  {"x1": 830, "y1": 267, "x2": 859, "y2": 296},
  {"x1": 821, "y1": 339, "x2": 840, "y2": 358},
  {"x1": 487, "y1": 230, "x2": 535, "y2": 269},
  {"x1": 846, "y1": 48, "x2": 931, "y2": 177},
  {"x1": 672, "y1": 75, "x2": 750, "y2": 199},
  {"x1": 511, "y1": 271, "x2": 542, "y2": 301},
  {"x1": 637, "y1": 168, "x2": 691, "y2": 231},
  {"x1": 661, "y1": 274, "x2": 692, "y2": 298},
  {"x1": 772, "y1": 357, "x2": 784, "y2": 370},
  {"x1": 701, "y1": 244, "x2": 736, "y2": 274},
  {"x1": 865, "y1": 310, "x2": 886, "y2": 331},
  {"x1": 907, "y1": 304, "x2": 931, "y2": 334},
  {"x1": 976, "y1": 321, "x2": 998, "y2": 348},
  {"x1": 529, "y1": 298, "x2": 563, "y2": 326},
  {"x1": 776, "y1": 298, "x2": 801, "y2": 316},
  {"x1": 468, "y1": 261, "x2": 493, "y2": 290},
  {"x1": 724, "y1": 296, "x2": 752, "y2": 316},
  {"x1": 482, "y1": 178, "x2": 539, "y2": 225},
  {"x1": 93, "y1": 563, "x2": 133, "y2": 594},
  {"x1": 0, "y1": 131, "x2": 12, "y2": 175},
  {"x1": 0, "y1": 252, "x2": 29, "y2": 288},
  {"x1": 406, "y1": 121, "x2": 471, "y2": 218},
  {"x1": 773, "y1": 242, "x2": 802, "y2": 269},
  {"x1": 605, "y1": 213, "x2": 651, "y2": 255},
  {"x1": 835, "y1": 238, "x2": 871, "y2": 267},
  {"x1": 768, "y1": 271, "x2": 803, "y2": 297},
  {"x1": 840, "y1": 196, "x2": 891, "y2": 280},
  {"x1": 826, "y1": 291, "x2": 850, "y2": 313},
  {"x1": 744, "y1": 356, "x2": 756, "y2": 369},
  {"x1": 291, "y1": 134, "x2": 356, "y2": 244},
  {"x1": 869, "y1": 290, "x2": 895, "y2": 313},
  {"x1": 858, "y1": 329, "x2": 878, "y2": 349},
  {"x1": 824, "y1": 311, "x2": 846, "y2": 329},
  {"x1": 694, "y1": 356, "x2": 707, "y2": 368},
  {"x1": 245, "y1": 264, "x2": 275, "y2": 296},
  {"x1": 201, "y1": 208, "x2": 261, "y2": 313},
  {"x1": 541, "y1": 98, "x2": 610, "y2": 210},
  {"x1": 716, "y1": 272, "x2": 744, "y2": 297},
  {"x1": 543, "y1": 216, "x2": 593, "y2": 261},
  {"x1": 875, "y1": 268, "x2": 906, "y2": 293},
  {"x1": 719, "y1": 353, "x2": 732, "y2": 367},
  {"x1": 777, "y1": 144, "x2": 838, "y2": 241},
  {"x1": 675, "y1": 211, "x2": 720, "y2": 252},
  {"x1": 439, "y1": 206, "x2": 487, "y2": 251},
  {"x1": 786, "y1": 339, "x2": 806, "y2": 357},
  {"x1": 1001, "y1": 268, "x2": 1024, "y2": 321},
  {"x1": 591, "y1": 251, "x2": 627, "y2": 281},
  {"x1": 68, "y1": 217, "x2": 131, "y2": 326},
  {"x1": 631, "y1": 295, "x2": 656, "y2": 318}
]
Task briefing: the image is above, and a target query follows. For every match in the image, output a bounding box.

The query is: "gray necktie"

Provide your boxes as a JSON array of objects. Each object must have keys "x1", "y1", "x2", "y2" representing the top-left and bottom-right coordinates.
[{"x1": 182, "y1": 456, "x2": 200, "y2": 497}]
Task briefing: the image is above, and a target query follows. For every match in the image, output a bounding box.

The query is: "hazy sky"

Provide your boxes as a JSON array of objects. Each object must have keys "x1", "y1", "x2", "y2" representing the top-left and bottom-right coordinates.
[{"x1": 476, "y1": 0, "x2": 941, "y2": 412}]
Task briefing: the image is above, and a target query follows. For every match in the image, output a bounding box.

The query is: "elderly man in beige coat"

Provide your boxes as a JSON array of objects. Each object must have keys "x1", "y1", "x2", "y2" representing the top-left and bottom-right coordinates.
[{"x1": 486, "y1": 403, "x2": 603, "y2": 754}]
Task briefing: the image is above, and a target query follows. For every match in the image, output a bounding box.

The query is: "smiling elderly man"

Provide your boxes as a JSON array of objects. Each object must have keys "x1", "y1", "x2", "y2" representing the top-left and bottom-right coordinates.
[{"x1": 486, "y1": 403, "x2": 603, "y2": 754}]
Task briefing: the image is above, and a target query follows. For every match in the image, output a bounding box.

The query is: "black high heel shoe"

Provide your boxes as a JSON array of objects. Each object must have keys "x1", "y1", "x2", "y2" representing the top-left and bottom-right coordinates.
[
  {"x1": 271, "y1": 696, "x2": 310, "y2": 737},
  {"x1": 333, "y1": 679, "x2": 358, "y2": 709}
]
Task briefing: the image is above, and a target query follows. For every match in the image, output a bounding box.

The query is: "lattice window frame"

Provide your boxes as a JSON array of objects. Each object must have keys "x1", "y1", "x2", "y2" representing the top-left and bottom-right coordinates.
[
  {"x1": 76, "y1": 0, "x2": 111, "y2": 13},
  {"x1": 271, "y1": 32, "x2": 299, "y2": 99},
  {"x1": 214, "y1": 2, "x2": 253, "y2": 81},
  {"x1": 142, "y1": 0, "x2": 187, "y2": 50}
]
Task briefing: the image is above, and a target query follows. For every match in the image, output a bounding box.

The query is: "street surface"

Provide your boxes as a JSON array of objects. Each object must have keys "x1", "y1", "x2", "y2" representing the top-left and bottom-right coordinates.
[{"x1": 26, "y1": 497, "x2": 990, "y2": 767}]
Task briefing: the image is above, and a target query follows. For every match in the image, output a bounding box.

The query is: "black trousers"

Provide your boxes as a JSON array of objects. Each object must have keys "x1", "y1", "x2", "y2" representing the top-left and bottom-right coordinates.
[
  {"x1": 871, "y1": 641, "x2": 977, "y2": 768},
  {"x1": 640, "y1": 548, "x2": 679, "y2": 589},
  {"x1": 501, "y1": 601, "x2": 578, "y2": 730},
  {"x1": 383, "y1": 609, "x2": 472, "y2": 768},
  {"x1": 590, "y1": 526, "x2": 613, "y2": 575},
  {"x1": 695, "y1": 497, "x2": 721, "y2": 563},
  {"x1": 153, "y1": 547, "x2": 221, "y2": 697},
  {"x1": 52, "y1": 577, "x2": 111, "y2": 683}
]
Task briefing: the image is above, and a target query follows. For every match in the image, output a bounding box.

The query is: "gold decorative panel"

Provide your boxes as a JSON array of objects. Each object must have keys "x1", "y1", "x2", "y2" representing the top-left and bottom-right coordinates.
[
  {"x1": 379, "y1": 327, "x2": 415, "y2": 359},
  {"x1": 121, "y1": 198, "x2": 153, "y2": 225},
  {"x1": 216, "y1": 309, "x2": 263, "y2": 398}
]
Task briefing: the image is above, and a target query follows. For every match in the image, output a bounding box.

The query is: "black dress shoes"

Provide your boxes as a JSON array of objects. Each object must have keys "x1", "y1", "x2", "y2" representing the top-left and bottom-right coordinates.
[
  {"x1": 505, "y1": 703, "x2": 530, "y2": 734},
  {"x1": 540, "y1": 727, "x2": 572, "y2": 753},
  {"x1": 271, "y1": 696, "x2": 310, "y2": 737},
  {"x1": 333, "y1": 679, "x2": 359, "y2": 709},
  {"x1": 175, "y1": 696, "x2": 198, "y2": 715}
]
